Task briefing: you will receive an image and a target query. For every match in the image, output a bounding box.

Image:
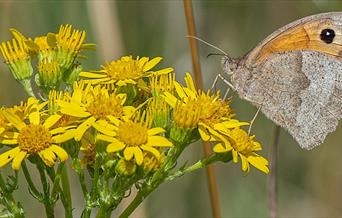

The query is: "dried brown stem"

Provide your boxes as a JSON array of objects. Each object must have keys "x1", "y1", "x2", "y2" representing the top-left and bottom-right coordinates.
[
  {"x1": 183, "y1": 1, "x2": 221, "y2": 217},
  {"x1": 268, "y1": 125, "x2": 280, "y2": 218}
]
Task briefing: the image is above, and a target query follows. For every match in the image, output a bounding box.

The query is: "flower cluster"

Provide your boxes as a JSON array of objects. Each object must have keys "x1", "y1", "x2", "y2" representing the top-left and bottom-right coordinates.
[{"x1": 0, "y1": 25, "x2": 269, "y2": 218}]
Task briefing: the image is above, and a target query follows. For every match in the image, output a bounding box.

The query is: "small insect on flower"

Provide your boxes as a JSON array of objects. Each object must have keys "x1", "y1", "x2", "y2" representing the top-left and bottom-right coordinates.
[{"x1": 0, "y1": 98, "x2": 75, "y2": 170}]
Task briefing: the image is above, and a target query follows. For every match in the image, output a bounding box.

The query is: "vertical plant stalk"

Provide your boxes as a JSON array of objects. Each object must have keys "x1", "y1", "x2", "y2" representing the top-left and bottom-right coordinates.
[
  {"x1": 183, "y1": 0, "x2": 221, "y2": 217},
  {"x1": 268, "y1": 125, "x2": 280, "y2": 218}
]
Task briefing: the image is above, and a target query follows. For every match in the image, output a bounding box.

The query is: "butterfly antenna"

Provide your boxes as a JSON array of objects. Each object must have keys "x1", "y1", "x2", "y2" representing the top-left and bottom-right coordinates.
[{"x1": 186, "y1": 35, "x2": 228, "y2": 56}]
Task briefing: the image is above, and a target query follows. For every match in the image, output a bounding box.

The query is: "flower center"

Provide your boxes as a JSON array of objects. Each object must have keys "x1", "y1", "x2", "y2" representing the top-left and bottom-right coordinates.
[
  {"x1": 86, "y1": 94, "x2": 123, "y2": 119},
  {"x1": 230, "y1": 128, "x2": 254, "y2": 154},
  {"x1": 18, "y1": 124, "x2": 53, "y2": 154},
  {"x1": 103, "y1": 57, "x2": 142, "y2": 80},
  {"x1": 198, "y1": 94, "x2": 231, "y2": 126},
  {"x1": 117, "y1": 121, "x2": 148, "y2": 146},
  {"x1": 173, "y1": 101, "x2": 201, "y2": 128}
]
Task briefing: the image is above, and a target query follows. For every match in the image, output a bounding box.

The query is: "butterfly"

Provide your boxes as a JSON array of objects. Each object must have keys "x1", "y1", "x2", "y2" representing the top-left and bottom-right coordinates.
[{"x1": 219, "y1": 12, "x2": 342, "y2": 149}]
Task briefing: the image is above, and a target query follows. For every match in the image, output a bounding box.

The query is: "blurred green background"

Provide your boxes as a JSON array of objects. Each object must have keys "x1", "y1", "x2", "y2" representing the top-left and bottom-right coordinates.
[{"x1": 0, "y1": 0, "x2": 342, "y2": 217}]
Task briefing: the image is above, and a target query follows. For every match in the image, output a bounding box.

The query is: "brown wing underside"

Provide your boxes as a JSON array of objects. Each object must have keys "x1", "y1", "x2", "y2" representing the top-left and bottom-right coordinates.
[{"x1": 255, "y1": 19, "x2": 342, "y2": 63}]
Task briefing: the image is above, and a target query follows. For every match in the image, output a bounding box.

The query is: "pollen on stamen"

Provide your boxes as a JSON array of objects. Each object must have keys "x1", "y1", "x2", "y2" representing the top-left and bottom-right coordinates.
[
  {"x1": 86, "y1": 94, "x2": 123, "y2": 119},
  {"x1": 117, "y1": 121, "x2": 148, "y2": 146},
  {"x1": 17, "y1": 124, "x2": 53, "y2": 154}
]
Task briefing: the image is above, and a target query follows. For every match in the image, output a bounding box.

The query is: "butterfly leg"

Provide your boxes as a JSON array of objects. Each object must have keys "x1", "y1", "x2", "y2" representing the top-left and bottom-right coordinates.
[{"x1": 248, "y1": 105, "x2": 262, "y2": 136}]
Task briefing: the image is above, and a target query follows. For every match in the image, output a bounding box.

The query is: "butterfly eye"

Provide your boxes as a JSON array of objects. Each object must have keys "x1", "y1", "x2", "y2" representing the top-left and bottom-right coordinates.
[{"x1": 320, "y1": 28, "x2": 335, "y2": 44}]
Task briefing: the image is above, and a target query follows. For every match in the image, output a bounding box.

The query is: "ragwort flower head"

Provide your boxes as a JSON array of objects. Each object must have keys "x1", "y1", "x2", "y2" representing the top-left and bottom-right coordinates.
[
  {"x1": 97, "y1": 112, "x2": 173, "y2": 166},
  {"x1": 0, "y1": 97, "x2": 75, "y2": 170},
  {"x1": 57, "y1": 81, "x2": 135, "y2": 141},
  {"x1": 213, "y1": 127, "x2": 269, "y2": 174},
  {"x1": 0, "y1": 32, "x2": 33, "y2": 81},
  {"x1": 79, "y1": 56, "x2": 173, "y2": 86},
  {"x1": 163, "y1": 73, "x2": 248, "y2": 143}
]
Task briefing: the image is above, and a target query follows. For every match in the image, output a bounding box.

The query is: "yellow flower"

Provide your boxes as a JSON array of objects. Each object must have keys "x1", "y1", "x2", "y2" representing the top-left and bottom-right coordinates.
[
  {"x1": 163, "y1": 73, "x2": 248, "y2": 145},
  {"x1": 57, "y1": 82, "x2": 135, "y2": 141},
  {"x1": 56, "y1": 24, "x2": 95, "y2": 69},
  {"x1": 147, "y1": 97, "x2": 171, "y2": 129},
  {"x1": 0, "y1": 37, "x2": 33, "y2": 81},
  {"x1": 142, "y1": 151, "x2": 164, "y2": 172},
  {"x1": 0, "y1": 97, "x2": 75, "y2": 170},
  {"x1": 213, "y1": 128, "x2": 269, "y2": 174},
  {"x1": 115, "y1": 158, "x2": 136, "y2": 176},
  {"x1": 97, "y1": 113, "x2": 173, "y2": 165},
  {"x1": 38, "y1": 60, "x2": 62, "y2": 91},
  {"x1": 79, "y1": 56, "x2": 173, "y2": 86},
  {"x1": 150, "y1": 73, "x2": 175, "y2": 96}
]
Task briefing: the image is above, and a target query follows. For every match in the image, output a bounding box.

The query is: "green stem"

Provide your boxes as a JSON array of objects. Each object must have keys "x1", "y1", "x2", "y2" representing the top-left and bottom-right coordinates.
[
  {"x1": 118, "y1": 188, "x2": 153, "y2": 218},
  {"x1": 20, "y1": 79, "x2": 36, "y2": 98},
  {"x1": 37, "y1": 165, "x2": 54, "y2": 218},
  {"x1": 119, "y1": 143, "x2": 187, "y2": 218},
  {"x1": 166, "y1": 153, "x2": 230, "y2": 181},
  {"x1": 96, "y1": 205, "x2": 112, "y2": 218},
  {"x1": 82, "y1": 152, "x2": 102, "y2": 218},
  {"x1": 51, "y1": 163, "x2": 64, "y2": 200},
  {"x1": 22, "y1": 162, "x2": 42, "y2": 200},
  {"x1": 61, "y1": 166, "x2": 73, "y2": 218}
]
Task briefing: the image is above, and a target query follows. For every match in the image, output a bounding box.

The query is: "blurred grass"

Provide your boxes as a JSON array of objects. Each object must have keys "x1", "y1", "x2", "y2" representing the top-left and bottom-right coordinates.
[{"x1": 0, "y1": 0, "x2": 342, "y2": 217}]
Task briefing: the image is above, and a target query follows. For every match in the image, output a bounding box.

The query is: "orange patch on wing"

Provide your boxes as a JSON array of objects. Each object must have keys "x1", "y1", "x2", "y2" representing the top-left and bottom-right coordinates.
[{"x1": 256, "y1": 19, "x2": 342, "y2": 63}]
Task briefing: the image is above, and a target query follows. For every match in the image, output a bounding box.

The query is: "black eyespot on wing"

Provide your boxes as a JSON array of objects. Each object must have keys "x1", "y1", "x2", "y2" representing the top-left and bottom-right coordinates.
[{"x1": 320, "y1": 29, "x2": 335, "y2": 44}]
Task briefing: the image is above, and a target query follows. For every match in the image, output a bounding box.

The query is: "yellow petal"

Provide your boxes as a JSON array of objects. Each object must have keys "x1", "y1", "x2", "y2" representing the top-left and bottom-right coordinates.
[
  {"x1": 74, "y1": 117, "x2": 96, "y2": 141},
  {"x1": 138, "y1": 57, "x2": 149, "y2": 68},
  {"x1": 213, "y1": 143, "x2": 231, "y2": 153},
  {"x1": 79, "y1": 71, "x2": 107, "y2": 78},
  {"x1": 50, "y1": 145, "x2": 68, "y2": 162},
  {"x1": 232, "y1": 150, "x2": 238, "y2": 163},
  {"x1": 43, "y1": 114, "x2": 62, "y2": 129},
  {"x1": 153, "y1": 67, "x2": 173, "y2": 75},
  {"x1": 140, "y1": 145, "x2": 160, "y2": 159},
  {"x1": 0, "y1": 138, "x2": 18, "y2": 145},
  {"x1": 1, "y1": 111, "x2": 26, "y2": 130},
  {"x1": 247, "y1": 155, "x2": 269, "y2": 174},
  {"x1": 97, "y1": 134, "x2": 118, "y2": 143},
  {"x1": 133, "y1": 147, "x2": 143, "y2": 165},
  {"x1": 39, "y1": 149, "x2": 56, "y2": 167},
  {"x1": 12, "y1": 150, "x2": 27, "y2": 170},
  {"x1": 147, "y1": 127, "x2": 165, "y2": 136},
  {"x1": 162, "y1": 92, "x2": 178, "y2": 108},
  {"x1": 107, "y1": 116, "x2": 121, "y2": 126},
  {"x1": 28, "y1": 103, "x2": 40, "y2": 125},
  {"x1": 217, "y1": 120, "x2": 249, "y2": 129},
  {"x1": 123, "y1": 147, "x2": 134, "y2": 161},
  {"x1": 184, "y1": 73, "x2": 196, "y2": 92},
  {"x1": 59, "y1": 104, "x2": 91, "y2": 118},
  {"x1": 240, "y1": 155, "x2": 249, "y2": 172},
  {"x1": 93, "y1": 122, "x2": 116, "y2": 136},
  {"x1": 0, "y1": 147, "x2": 20, "y2": 167},
  {"x1": 53, "y1": 129, "x2": 75, "y2": 143},
  {"x1": 198, "y1": 125, "x2": 210, "y2": 141},
  {"x1": 174, "y1": 82, "x2": 187, "y2": 99},
  {"x1": 49, "y1": 126, "x2": 75, "y2": 135},
  {"x1": 146, "y1": 136, "x2": 173, "y2": 147},
  {"x1": 0, "y1": 127, "x2": 5, "y2": 135},
  {"x1": 143, "y1": 57, "x2": 162, "y2": 72},
  {"x1": 106, "y1": 141, "x2": 126, "y2": 153}
]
